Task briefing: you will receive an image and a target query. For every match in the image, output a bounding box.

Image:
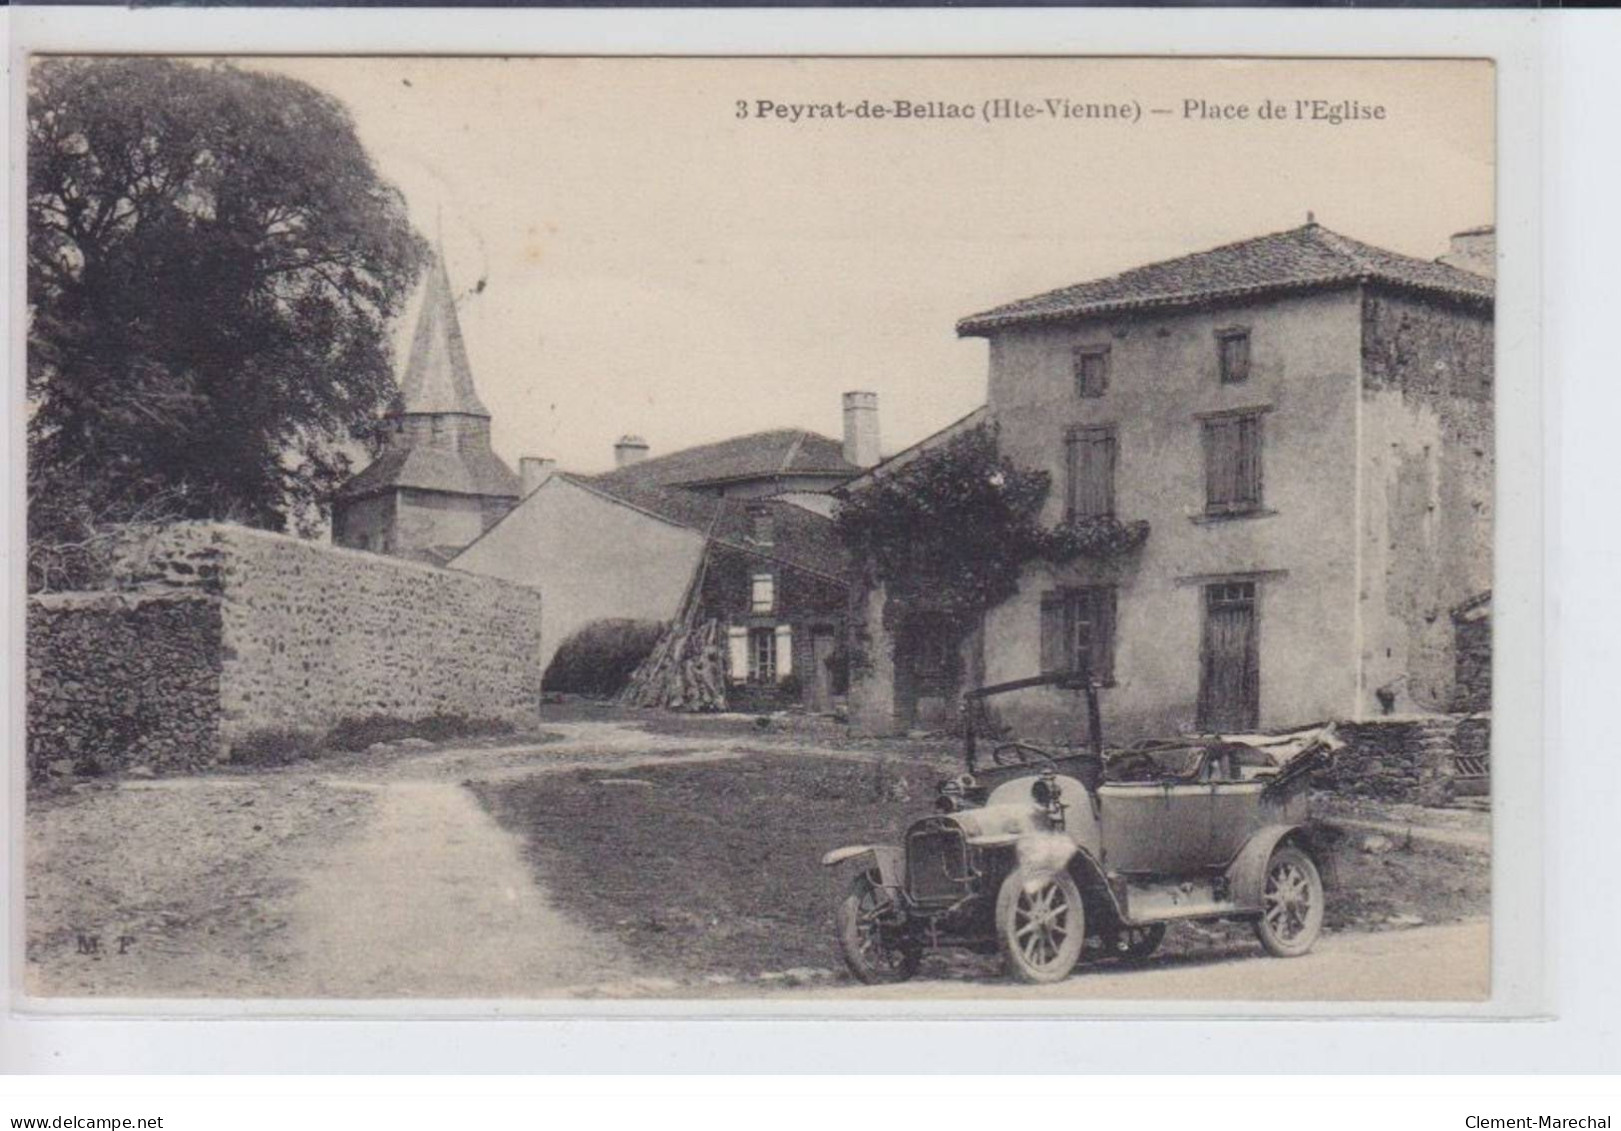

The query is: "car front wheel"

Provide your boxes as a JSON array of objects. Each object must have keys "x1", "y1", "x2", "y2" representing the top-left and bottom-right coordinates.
[
  {"x1": 996, "y1": 867, "x2": 1086, "y2": 984},
  {"x1": 1253, "y1": 844, "x2": 1325, "y2": 957},
  {"x1": 836, "y1": 872, "x2": 921, "y2": 984}
]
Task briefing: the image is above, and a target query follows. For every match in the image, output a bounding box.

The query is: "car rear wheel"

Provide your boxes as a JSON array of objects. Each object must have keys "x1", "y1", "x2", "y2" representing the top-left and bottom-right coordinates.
[
  {"x1": 997, "y1": 867, "x2": 1086, "y2": 984},
  {"x1": 1253, "y1": 844, "x2": 1325, "y2": 957},
  {"x1": 836, "y1": 872, "x2": 921, "y2": 984}
]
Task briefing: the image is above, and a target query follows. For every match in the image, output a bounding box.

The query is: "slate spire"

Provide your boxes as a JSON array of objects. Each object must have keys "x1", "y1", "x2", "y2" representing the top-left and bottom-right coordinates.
[{"x1": 397, "y1": 251, "x2": 490, "y2": 418}]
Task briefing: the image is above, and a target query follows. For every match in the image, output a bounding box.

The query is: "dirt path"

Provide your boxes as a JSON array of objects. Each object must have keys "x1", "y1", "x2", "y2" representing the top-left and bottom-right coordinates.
[
  {"x1": 772, "y1": 919, "x2": 1491, "y2": 1003},
  {"x1": 279, "y1": 780, "x2": 629, "y2": 997},
  {"x1": 26, "y1": 715, "x2": 1490, "y2": 1001}
]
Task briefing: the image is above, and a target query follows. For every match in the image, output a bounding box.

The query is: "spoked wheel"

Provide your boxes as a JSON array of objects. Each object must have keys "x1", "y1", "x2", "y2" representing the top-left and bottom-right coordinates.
[
  {"x1": 1106, "y1": 922, "x2": 1167, "y2": 961},
  {"x1": 1253, "y1": 845, "x2": 1325, "y2": 957},
  {"x1": 996, "y1": 867, "x2": 1086, "y2": 984},
  {"x1": 836, "y1": 872, "x2": 921, "y2": 984}
]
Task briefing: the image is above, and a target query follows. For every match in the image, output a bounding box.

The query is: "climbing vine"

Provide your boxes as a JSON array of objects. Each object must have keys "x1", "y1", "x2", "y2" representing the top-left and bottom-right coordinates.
[{"x1": 835, "y1": 423, "x2": 1148, "y2": 623}]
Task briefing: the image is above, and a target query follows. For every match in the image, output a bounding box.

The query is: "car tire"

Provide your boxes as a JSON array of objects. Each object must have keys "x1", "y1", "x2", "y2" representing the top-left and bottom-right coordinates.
[
  {"x1": 836, "y1": 872, "x2": 921, "y2": 984},
  {"x1": 1253, "y1": 844, "x2": 1325, "y2": 957},
  {"x1": 996, "y1": 866, "x2": 1086, "y2": 984}
]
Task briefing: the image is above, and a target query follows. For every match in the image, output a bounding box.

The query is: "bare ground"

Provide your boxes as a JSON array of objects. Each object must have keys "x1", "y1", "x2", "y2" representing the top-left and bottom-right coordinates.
[{"x1": 23, "y1": 709, "x2": 1491, "y2": 1001}]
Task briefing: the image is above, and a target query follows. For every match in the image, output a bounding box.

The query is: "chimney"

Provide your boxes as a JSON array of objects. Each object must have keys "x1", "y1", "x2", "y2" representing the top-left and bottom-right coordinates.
[
  {"x1": 1439, "y1": 225, "x2": 1495, "y2": 278},
  {"x1": 614, "y1": 434, "x2": 650, "y2": 468},
  {"x1": 519, "y1": 456, "x2": 556, "y2": 496},
  {"x1": 842, "y1": 391, "x2": 881, "y2": 469}
]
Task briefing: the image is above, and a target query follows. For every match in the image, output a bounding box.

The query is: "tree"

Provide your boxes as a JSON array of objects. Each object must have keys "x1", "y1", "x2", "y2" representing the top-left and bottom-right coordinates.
[{"x1": 27, "y1": 57, "x2": 428, "y2": 574}]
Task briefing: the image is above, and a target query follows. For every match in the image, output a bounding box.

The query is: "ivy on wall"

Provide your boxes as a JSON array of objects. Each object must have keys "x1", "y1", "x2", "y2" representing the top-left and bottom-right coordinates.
[{"x1": 835, "y1": 423, "x2": 1149, "y2": 625}]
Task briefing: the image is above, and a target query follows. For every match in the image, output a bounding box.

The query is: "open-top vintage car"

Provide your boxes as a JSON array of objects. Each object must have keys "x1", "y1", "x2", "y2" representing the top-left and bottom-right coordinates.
[{"x1": 823, "y1": 672, "x2": 1342, "y2": 984}]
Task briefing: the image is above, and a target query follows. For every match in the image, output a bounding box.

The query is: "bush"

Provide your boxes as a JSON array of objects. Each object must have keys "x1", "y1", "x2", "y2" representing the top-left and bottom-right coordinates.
[
  {"x1": 230, "y1": 726, "x2": 322, "y2": 767},
  {"x1": 542, "y1": 618, "x2": 666, "y2": 697}
]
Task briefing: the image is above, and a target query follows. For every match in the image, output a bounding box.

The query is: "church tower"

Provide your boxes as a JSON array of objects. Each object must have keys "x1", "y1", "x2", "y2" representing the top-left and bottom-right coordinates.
[{"x1": 332, "y1": 254, "x2": 520, "y2": 564}]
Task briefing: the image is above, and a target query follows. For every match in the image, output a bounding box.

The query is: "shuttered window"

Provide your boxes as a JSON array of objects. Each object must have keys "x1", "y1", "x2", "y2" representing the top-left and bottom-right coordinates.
[
  {"x1": 750, "y1": 573, "x2": 775, "y2": 613},
  {"x1": 1039, "y1": 587, "x2": 1117, "y2": 683},
  {"x1": 1217, "y1": 329, "x2": 1251, "y2": 384},
  {"x1": 1073, "y1": 346, "x2": 1110, "y2": 399},
  {"x1": 749, "y1": 627, "x2": 777, "y2": 683},
  {"x1": 1065, "y1": 425, "x2": 1116, "y2": 520},
  {"x1": 1202, "y1": 412, "x2": 1263, "y2": 514}
]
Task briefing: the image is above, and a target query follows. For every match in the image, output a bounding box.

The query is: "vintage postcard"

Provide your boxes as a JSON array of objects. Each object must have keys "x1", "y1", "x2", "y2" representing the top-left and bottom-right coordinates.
[{"x1": 21, "y1": 54, "x2": 1496, "y2": 1007}]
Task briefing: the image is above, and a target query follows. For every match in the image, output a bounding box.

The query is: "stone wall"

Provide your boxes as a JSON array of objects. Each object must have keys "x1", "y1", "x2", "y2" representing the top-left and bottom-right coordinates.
[
  {"x1": 1316, "y1": 714, "x2": 1488, "y2": 805},
  {"x1": 28, "y1": 522, "x2": 545, "y2": 774},
  {"x1": 27, "y1": 591, "x2": 222, "y2": 779},
  {"x1": 131, "y1": 523, "x2": 545, "y2": 742}
]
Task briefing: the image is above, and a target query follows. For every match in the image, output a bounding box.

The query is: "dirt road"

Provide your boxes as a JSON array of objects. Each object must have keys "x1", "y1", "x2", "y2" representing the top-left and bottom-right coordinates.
[
  {"x1": 26, "y1": 720, "x2": 758, "y2": 999},
  {"x1": 25, "y1": 716, "x2": 1490, "y2": 1002},
  {"x1": 772, "y1": 919, "x2": 1490, "y2": 1003}
]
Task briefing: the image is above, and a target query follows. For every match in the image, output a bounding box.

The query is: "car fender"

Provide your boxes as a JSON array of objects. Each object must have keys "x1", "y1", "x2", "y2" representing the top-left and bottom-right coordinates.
[
  {"x1": 1225, "y1": 823, "x2": 1325, "y2": 912},
  {"x1": 1065, "y1": 845, "x2": 1128, "y2": 920},
  {"x1": 821, "y1": 844, "x2": 906, "y2": 889}
]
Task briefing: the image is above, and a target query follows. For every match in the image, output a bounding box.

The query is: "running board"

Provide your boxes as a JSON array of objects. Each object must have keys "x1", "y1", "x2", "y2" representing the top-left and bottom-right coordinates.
[{"x1": 1117, "y1": 877, "x2": 1245, "y2": 924}]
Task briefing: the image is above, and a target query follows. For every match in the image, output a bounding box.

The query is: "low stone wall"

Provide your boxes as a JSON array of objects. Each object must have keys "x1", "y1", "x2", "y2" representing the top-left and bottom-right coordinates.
[
  {"x1": 1317, "y1": 714, "x2": 1489, "y2": 805},
  {"x1": 27, "y1": 591, "x2": 222, "y2": 779},
  {"x1": 28, "y1": 522, "x2": 545, "y2": 775}
]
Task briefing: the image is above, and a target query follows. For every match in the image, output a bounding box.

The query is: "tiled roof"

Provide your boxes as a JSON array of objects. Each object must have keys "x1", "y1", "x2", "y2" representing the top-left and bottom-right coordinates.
[
  {"x1": 336, "y1": 442, "x2": 520, "y2": 501},
  {"x1": 589, "y1": 429, "x2": 859, "y2": 493},
  {"x1": 399, "y1": 253, "x2": 490, "y2": 416},
  {"x1": 563, "y1": 474, "x2": 850, "y2": 582},
  {"x1": 957, "y1": 223, "x2": 1495, "y2": 335},
  {"x1": 840, "y1": 405, "x2": 991, "y2": 494}
]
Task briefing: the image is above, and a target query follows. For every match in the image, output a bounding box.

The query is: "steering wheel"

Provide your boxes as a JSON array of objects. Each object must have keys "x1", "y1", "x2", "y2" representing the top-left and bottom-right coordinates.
[{"x1": 989, "y1": 742, "x2": 1060, "y2": 768}]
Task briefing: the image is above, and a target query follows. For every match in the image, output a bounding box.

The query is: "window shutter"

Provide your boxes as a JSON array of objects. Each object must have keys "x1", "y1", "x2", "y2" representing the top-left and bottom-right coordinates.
[
  {"x1": 1040, "y1": 595, "x2": 1067, "y2": 674},
  {"x1": 774, "y1": 624, "x2": 794, "y2": 681},
  {"x1": 1204, "y1": 418, "x2": 1236, "y2": 510},
  {"x1": 1098, "y1": 586, "x2": 1118, "y2": 683},
  {"x1": 1238, "y1": 415, "x2": 1262, "y2": 506},
  {"x1": 1077, "y1": 429, "x2": 1117, "y2": 519},
  {"x1": 727, "y1": 626, "x2": 749, "y2": 684},
  {"x1": 1064, "y1": 431, "x2": 1079, "y2": 522}
]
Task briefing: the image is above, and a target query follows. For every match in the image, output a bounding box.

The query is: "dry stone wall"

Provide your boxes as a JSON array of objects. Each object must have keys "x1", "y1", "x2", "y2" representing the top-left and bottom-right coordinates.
[
  {"x1": 28, "y1": 522, "x2": 544, "y2": 775},
  {"x1": 27, "y1": 591, "x2": 222, "y2": 779},
  {"x1": 1316, "y1": 715, "x2": 1487, "y2": 805}
]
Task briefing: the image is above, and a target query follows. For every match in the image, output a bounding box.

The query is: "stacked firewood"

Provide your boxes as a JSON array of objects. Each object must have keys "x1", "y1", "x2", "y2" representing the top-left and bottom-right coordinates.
[{"x1": 617, "y1": 617, "x2": 729, "y2": 712}]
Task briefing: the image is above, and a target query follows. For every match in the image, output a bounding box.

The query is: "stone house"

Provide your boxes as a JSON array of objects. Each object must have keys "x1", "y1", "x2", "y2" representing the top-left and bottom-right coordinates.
[
  {"x1": 594, "y1": 389, "x2": 877, "y2": 504},
  {"x1": 332, "y1": 254, "x2": 520, "y2": 565},
  {"x1": 848, "y1": 222, "x2": 1494, "y2": 741},
  {"x1": 450, "y1": 473, "x2": 850, "y2": 711}
]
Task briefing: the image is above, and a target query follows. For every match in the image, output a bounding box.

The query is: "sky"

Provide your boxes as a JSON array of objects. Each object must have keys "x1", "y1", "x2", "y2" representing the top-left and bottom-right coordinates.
[{"x1": 251, "y1": 56, "x2": 1494, "y2": 475}]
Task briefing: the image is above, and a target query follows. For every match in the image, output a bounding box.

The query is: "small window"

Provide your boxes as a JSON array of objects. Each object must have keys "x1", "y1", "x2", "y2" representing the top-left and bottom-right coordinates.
[
  {"x1": 1073, "y1": 346, "x2": 1110, "y2": 399},
  {"x1": 748, "y1": 627, "x2": 777, "y2": 683},
  {"x1": 1040, "y1": 587, "x2": 1117, "y2": 683},
  {"x1": 1217, "y1": 329, "x2": 1251, "y2": 384},
  {"x1": 751, "y1": 573, "x2": 776, "y2": 614},
  {"x1": 1203, "y1": 412, "x2": 1264, "y2": 514},
  {"x1": 1065, "y1": 425, "x2": 1116, "y2": 521},
  {"x1": 749, "y1": 506, "x2": 775, "y2": 546}
]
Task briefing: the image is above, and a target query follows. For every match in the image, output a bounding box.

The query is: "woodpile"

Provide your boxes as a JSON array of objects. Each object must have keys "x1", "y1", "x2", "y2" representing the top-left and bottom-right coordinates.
[{"x1": 617, "y1": 616, "x2": 729, "y2": 712}]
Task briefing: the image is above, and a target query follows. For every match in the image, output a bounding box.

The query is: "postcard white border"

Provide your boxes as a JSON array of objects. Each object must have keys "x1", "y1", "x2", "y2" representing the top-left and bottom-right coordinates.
[{"x1": 1, "y1": 4, "x2": 1585, "y2": 1072}]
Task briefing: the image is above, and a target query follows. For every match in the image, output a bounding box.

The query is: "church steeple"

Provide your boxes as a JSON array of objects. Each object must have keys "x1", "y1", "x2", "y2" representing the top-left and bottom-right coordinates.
[
  {"x1": 397, "y1": 251, "x2": 490, "y2": 418},
  {"x1": 331, "y1": 250, "x2": 519, "y2": 563}
]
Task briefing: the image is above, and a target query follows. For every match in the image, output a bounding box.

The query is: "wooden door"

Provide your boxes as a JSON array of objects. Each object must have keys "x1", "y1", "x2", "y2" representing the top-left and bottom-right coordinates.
[
  {"x1": 808, "y1": 629, "x2": 837, "y2": 713},
  {"x1": 1198, "y1": 582, "x2": 1259, "y2": 733}
]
